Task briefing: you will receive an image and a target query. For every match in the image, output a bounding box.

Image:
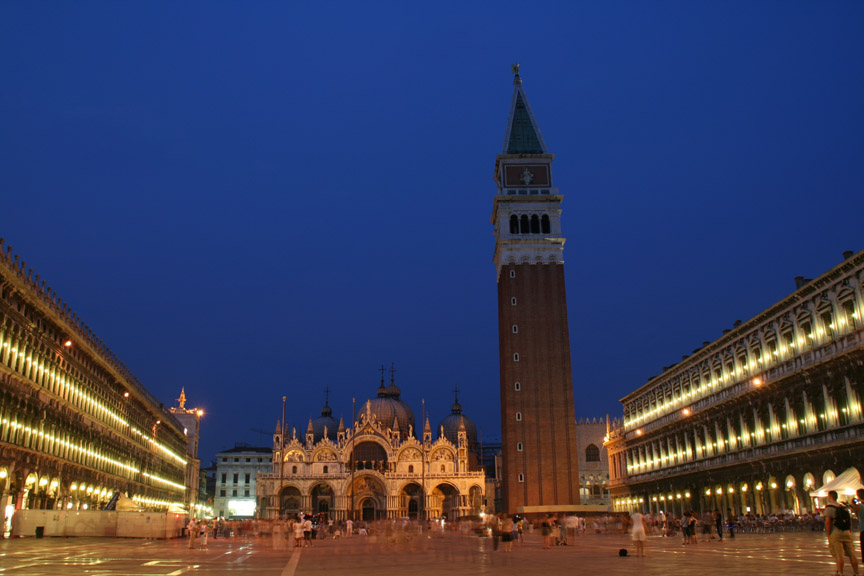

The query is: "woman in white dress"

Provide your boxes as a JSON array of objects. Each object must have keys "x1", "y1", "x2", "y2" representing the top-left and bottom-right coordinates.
[{"x1": 630, "y1": 511, "x2": 648, "y2": 557}]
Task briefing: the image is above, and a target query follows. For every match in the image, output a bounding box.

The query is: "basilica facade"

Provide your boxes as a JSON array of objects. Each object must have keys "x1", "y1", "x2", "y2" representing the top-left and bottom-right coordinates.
[{"x1": 255, "y1": 379, "x2": 486, "y2": 521}]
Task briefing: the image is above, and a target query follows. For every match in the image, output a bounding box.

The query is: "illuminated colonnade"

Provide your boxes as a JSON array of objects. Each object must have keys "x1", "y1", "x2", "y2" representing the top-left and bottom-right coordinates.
[
  {"x1": 0, "y1": 239, "x2": 188, "y2": 521},
  {"x1": 607, "y1": 250, "x2": 864, "y2": 515}
]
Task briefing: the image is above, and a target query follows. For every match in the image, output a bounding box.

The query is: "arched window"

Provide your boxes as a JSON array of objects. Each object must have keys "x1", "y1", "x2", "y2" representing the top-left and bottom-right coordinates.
[
  {"x1": 520, "y1": 215, "x2": 530, "y2": 234},
  {"x1": 408, "y1": 465, "x2": 414, "y2": 474},
  {"x1": 585, "y1": 444, "x2": 600, "y2": 462},
  {"x1": 323, "y1": 465, "x2": 328, "y2": 474},
  {"x1": 509, "y1": 215, "x2": 519, "y2": 234},
  {"x1": 530, "y1": 214, "x2": 540, "y2": 234},
  {"x1": 842, "y1": 299, "x2": 858, "y2": 330},
  {"x1": 820, "y1": 308, "x2": 835, "y2": 340},
  {"x1": 541, "y1": 214, "x2": 550, "y2": 234},
  {"x1": 292, "y1": 465, "x2": 297, "y2": 474}
]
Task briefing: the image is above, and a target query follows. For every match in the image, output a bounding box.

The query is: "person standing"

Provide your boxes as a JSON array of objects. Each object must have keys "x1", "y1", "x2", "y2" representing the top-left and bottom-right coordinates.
[
  {"x1": 630, "y1": 511, "x2": 648, "y2": 557},
  {"x1": 850, "y1": 489, "x2": 864, "y2": 567},
  {"x1": 489, "y1": 514, "x2": 501, "y2": 551},
  {"x1": 713, "y1": 509, "x2": 723, "y2": 541},
  {"x1": 302, "y1": 517, "x2": 313, "y2": 548},
  {"x1": 541, "y1": 514, "x2": 554, "y2": 549},
  {"x1": 345, "y1": 518, "x2": 353, "y2": 537},
  {"x1": 516, "y1": 516, "x2": 524, "y2": 546},
  {"x1": 199, "y1": 520, "x2": 209, "y2": 550},
  {"x1": 681, "y1": 512, "x2": 690, "y2": 545},
  {"x1": 726, "y1": 508, "x2": 735, "y2": 539},
  {"x1": 187, "y1": 518, "x2": 198, "y2": 549},
  {"x1": 501, "y1": 516, "x2": 514, "y2": 552},
  {"x1": 292, "y1": 518, "x2": 304, "y2": 548},
  {"x1": 825, "y1": 490, "x2": 860, "y2": 576}
]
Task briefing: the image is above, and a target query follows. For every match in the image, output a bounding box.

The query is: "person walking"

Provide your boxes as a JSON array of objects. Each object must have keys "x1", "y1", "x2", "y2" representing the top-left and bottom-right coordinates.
[{"x1": 825, "y1": 490, "x2": 860, "y2": 576}]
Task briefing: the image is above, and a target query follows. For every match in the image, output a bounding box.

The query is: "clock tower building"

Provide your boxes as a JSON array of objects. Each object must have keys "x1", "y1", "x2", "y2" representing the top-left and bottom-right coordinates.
[{"x1": 492, "y1": 67, "x2": 580, "y2": 515}]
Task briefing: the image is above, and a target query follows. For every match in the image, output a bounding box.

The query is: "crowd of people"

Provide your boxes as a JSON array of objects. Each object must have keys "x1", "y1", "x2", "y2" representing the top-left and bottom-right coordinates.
[{"x1": 183, "y1": 497, "x2": 864, "y2": 575}]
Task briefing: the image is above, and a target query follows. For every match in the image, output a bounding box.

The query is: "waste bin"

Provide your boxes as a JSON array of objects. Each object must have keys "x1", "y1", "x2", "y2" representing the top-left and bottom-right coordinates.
[{"x1": 35, "y1": 526, "x2": 44, "y2": 538}]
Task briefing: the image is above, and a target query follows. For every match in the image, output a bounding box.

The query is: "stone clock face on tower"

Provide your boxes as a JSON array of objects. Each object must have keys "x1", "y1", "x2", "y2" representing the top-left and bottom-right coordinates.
[{"x1": 503, "y1": 164, "x2": 550, "y2": 187}]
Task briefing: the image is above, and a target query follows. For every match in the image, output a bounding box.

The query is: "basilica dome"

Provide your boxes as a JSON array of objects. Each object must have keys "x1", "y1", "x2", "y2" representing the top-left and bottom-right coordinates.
[
  {"x1": 310, "y1": 401, "x2": 339, "y2": 442},
  {"x1": 438, "y1": 395, "x2": 478, "y2": 451},
  {"x1": 366, "y1": 380, "x2": 415, "y2": 439}
]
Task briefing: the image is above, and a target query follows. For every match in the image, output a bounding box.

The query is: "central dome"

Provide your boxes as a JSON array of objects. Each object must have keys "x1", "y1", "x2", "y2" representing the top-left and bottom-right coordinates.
[{"x1": 366, "y1": 379, "x2": 414, "y2": 438}]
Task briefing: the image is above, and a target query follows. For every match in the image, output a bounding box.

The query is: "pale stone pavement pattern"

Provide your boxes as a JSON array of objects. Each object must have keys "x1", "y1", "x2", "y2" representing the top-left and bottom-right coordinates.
[{"x1": 0, "y1": 530, "x2": 854, "y2": 575}]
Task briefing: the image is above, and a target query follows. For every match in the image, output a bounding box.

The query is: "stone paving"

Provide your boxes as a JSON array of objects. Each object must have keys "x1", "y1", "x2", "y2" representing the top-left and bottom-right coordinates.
[{"x1": 0, "y1": 529, "x2": 857, "y2": 576}]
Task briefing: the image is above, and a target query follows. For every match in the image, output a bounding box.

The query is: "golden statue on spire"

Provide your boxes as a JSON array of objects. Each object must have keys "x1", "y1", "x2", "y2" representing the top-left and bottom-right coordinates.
[{"x1": 177, "y1": 387, "x2": 186, "y2": 410}]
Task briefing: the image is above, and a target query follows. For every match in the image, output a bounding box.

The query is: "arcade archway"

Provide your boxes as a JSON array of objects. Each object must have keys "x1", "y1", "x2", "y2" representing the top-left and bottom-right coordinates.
[
  {"x1": 280, "y1": 486, "x2": 302, "y2": 518},
  {"x1": 311, "y1": 483, "x2": 334, "y2": 518}
]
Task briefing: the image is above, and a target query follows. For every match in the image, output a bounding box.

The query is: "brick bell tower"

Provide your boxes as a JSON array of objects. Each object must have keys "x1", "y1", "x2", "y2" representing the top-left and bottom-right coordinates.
[{"x1": 492, "y1": 65, "x2": 580, "y2": 515}]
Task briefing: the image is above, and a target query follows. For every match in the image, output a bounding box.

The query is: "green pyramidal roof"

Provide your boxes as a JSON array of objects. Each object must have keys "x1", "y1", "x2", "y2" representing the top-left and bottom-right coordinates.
[{"x1": 503, "y1": 78, "x2": 548, "y2": 154}]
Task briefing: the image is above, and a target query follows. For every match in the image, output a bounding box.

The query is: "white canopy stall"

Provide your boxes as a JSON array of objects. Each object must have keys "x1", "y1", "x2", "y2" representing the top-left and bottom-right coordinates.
[{"x1": 810, "y1": 467, "x2": 864, "y2": 502}]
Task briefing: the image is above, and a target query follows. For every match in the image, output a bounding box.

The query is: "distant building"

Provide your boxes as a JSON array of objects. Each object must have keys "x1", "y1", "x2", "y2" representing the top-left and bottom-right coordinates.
[
  {"x1": 213, "y1": 445, "x2": 272, "y2": 519},
  {"x1": 256, "y1": 376, "x2": 486, "y2": 521},
  {"x1": 0, "y1": 239, "x2": 189, "y2": 531},
  {"x1": 575, "y1": 417, "x2": 615, "y2": 507},
  {"x1": 493, "y1": 67, "x2": 581, "y2": 515},
  {"x1": 168, "y1": 388, "x2": 205, "y2": 513},
  {"x1": 606, "y1": 250, "x2": 864, "y2": 516}
]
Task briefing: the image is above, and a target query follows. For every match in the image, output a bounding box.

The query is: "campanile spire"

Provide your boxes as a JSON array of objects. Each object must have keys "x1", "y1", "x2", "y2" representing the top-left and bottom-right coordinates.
[{"x1": 492, "y1": 67, "x2": 581, "y2": 515}]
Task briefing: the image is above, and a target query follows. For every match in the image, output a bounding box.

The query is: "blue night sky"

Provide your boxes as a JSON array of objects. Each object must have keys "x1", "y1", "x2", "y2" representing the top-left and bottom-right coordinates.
[{"x1": 2, "y1": 2, "x2": 862, "y2": 463}]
